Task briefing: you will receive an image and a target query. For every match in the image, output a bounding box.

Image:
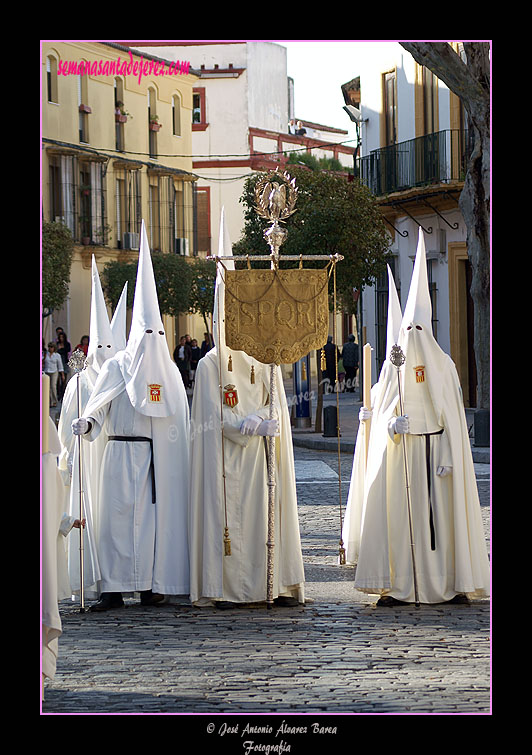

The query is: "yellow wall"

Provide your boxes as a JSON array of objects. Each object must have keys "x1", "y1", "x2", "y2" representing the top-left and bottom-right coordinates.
[{"x1": 42, "y1": 41, "x2": 198, "y2": 354}]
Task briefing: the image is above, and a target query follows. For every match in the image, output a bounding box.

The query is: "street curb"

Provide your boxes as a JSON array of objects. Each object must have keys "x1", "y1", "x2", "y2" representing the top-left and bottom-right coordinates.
[{"x1": 291, "y1": 433, "x2": 490, "y2": 464}]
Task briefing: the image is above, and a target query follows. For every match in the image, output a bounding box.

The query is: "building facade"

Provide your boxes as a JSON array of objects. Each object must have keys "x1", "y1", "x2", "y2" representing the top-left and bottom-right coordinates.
[
  {"x1": 128, "y1": 42, "x2": 355, "y2": 261},
  {"x1": 42, "y1": 41, "x2": 200, "y2": 352},
  {"x1": 344, "y1": 42, "x2": 477, "y2": 406}
]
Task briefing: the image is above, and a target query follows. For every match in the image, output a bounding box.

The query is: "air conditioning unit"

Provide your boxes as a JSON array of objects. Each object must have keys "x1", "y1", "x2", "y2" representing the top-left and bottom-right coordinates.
[
  {"x1": 175, "y1": 237, "x2": 189, "y2": 256},
  {"x1": 123, "y1": 232, "x2": 139, "y2": 250}
]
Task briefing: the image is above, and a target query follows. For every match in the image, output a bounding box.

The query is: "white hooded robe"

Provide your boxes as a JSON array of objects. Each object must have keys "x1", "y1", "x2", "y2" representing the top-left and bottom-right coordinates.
[
  {"x1": 58, "y1": 259, "x2": 127, "y2": 598},
  {"x1": 188, "y1": 210, "x2": 305, "y2": 605},
  {"x1": 42, "y1": 418, "x2": 69, "y2": 680},
  {"x1": 353, "y1": 230, "x2": 490, "y2": 603},
  {"x1": 80, "y1": 223, "x2": 190, "y2": 596},
  {"x1": 342, "y1": 265, "x2": 402, "y2": 565}
]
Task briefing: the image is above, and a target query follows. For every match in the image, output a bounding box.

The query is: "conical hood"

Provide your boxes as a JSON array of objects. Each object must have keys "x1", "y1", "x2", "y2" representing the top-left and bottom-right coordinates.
[
  {"x1": 84, "y1": 255, "x2": 118, "y2": 384},
  {"x1": 386, "y1": 264, "x2": 402, "y2": 354},
  {"x1": 122, "y1": 220, "x2": 181, "y2": 417},
  {"x1": 401, "y1": 227, "x2": 433, "y2": 333},
  {"x1": 212, "y1": 208, "x2": 267, "y2": 415},
  {"x1": 110, "y1": 281, "x2": 128, "y2": 351},
  {"x1": 128, "y1": 221, "x2": 165, "y2": 343},
  {"x1": 399, "y1": 227, "x2": 447, "y2": 431},
  {"x1": 212, "y1": 206, "x2": 233, "y2": 354}
]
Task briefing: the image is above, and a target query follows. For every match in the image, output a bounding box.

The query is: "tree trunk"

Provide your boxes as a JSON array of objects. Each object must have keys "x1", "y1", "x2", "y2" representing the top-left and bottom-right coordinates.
[{"x1": 400, "y1": 42, "x2": 490, "y2": 409}]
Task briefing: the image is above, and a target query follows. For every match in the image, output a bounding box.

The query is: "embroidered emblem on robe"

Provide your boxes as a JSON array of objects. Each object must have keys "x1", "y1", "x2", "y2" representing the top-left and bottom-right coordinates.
[
  {"x1": 413, "y1": 366, "x2": 425, "y2": 383},
  {"x1": 223, "y1": 385, "x2": 238, "y2": 407},
  {"x1": 148, "y1": 383, "x2": 163, "y2": 402}
]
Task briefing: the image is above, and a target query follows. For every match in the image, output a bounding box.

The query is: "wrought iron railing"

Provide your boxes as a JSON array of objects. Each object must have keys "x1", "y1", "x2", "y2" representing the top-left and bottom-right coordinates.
[{"x1": 356, "y1": 129, "x2": 472, "y2": 195}]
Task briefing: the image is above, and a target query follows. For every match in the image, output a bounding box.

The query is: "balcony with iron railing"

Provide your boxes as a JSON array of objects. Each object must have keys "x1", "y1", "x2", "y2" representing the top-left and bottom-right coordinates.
[{"x1": 356, "y1": 129, "x2": 473, "y2": 197}]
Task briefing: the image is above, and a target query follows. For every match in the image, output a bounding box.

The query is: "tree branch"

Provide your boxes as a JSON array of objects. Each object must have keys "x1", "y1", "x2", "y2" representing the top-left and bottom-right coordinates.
[{"x1": 399, "y1": 42, "x2": 489, "y2": 119}]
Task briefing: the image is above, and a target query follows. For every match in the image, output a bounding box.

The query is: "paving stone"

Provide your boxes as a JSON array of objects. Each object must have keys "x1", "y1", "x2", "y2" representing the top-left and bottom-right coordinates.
[{"x1": 42, "y1": 446, "x2": 490, "y2": 716}]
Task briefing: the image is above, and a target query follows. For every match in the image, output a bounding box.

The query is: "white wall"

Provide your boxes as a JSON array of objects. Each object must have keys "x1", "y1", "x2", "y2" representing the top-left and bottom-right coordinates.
[{"x1": 247, "y1": 42, "x2": 288, "y2": 132}]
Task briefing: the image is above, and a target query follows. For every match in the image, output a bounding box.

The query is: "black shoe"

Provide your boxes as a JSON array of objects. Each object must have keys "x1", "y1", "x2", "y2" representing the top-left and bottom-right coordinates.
[
  {"x1": 140, "y1": 590, "x2": 165, "y2": 606},
  {"x1": 214, "y1": 601, "x2": 239, "y2": 610},
  {"x1": 445, "y1": 593, "x2": 470, "y2": 605},
  {"x1": 89, "y1": 592, "x2": 124, "y2": 612},
  {"x1": 376, "y1": 596, "x2": 409, "y2": 607},
  {"x1": 274, "y1": 596, "x2": 299, "y2": 607}
]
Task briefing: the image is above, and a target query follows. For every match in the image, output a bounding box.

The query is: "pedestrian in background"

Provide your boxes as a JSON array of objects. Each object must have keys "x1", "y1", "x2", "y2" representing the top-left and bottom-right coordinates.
[
  {"x1": 200, "y1": 332, "x2": 213, "y2": 358},
  {"x1": 56, "y1": 331, "x2": 71, "y2": 401},
  {"x1": 323, "y1": 336, "x2": 340, "y2": 393},
  {"x1": 341, "y1": 334, "x2": 359, "y2": 393},
  {"x1": 173, "y1": 335, "x2": 192, "y2": 388},
  {"x1": 44, "y1": 342, "x2": 65, "y2": 407},
  {"x1": 189, "y1": 338, "x2": 201, "y2": 387},
  {"x1": 75, "y1": 335, "x2": 90, "y2": 356}
]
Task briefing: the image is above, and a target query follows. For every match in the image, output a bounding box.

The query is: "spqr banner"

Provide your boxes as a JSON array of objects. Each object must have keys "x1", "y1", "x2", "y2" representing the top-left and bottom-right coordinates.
[{"x1": 223, "y1": 267, "x2": 330, "y2": 365}]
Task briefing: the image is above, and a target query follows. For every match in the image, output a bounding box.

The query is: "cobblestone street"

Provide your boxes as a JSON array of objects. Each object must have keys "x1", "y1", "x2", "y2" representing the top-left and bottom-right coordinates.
[{"x1": 42, "y1": 445, "x2": 491, "y2": 723}]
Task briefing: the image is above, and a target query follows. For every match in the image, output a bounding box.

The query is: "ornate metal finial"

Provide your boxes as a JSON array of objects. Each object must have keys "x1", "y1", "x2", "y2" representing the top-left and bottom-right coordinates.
[
  {"x1": 389, "y1": 343, "x2": 406, "y2": 368},
  {"x1": 68, "y1": 348, "x2": 87, "y2": 373},
  {"x1": 254, "y1": 168, "x2": 298, "y2": 259}
]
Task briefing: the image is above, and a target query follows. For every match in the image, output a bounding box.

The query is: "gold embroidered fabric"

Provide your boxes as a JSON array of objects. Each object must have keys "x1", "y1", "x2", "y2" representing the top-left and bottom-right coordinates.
[{"x1": 224, "y1": 267, "x2": 330, "y2": 365}]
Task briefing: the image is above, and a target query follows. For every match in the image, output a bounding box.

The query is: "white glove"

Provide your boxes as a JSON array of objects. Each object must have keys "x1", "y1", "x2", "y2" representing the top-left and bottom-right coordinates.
[
  {"x1": 72, "y1": 417, "x2": 90, "y2": 435},
  {"x1": 359, "y1": 406, "x2": 372, "y2": 421},
  {"x1": 240, "y1": 414, "x2": 264, "y2": 436},
  {"x1": 437, "y1": 466, "x2": 452, "y2": 477},
  {"x1": 255, "y1": 419, "x2": 280, "y2": 437},
  {"x1": 389, "y1": 415, "x2": 409, "y2": 435}
]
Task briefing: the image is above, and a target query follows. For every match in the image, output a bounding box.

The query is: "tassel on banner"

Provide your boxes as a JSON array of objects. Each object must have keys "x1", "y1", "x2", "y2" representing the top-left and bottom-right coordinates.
[
  {"x1": 339, "y1": 539, "x2": 346, "y2": 565},
  {"x1": 250, "y1": 365, "x2": 255, "y2": 384},
  {"x1": 228, "y1": 354, "x2": 233, "y2": 372},
  {"x1": 320, "y1": 348, "x2": 326, "y2": 372},
  {"x1": 301, "y1": 360, "x2": 307, "y2": 381},
  {"x1": 224, "y1": 527, "x2": 232, "y2": 556}
]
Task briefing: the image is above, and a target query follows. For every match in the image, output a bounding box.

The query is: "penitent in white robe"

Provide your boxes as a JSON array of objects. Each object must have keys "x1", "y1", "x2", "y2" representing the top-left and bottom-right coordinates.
[
  {"x1": 354, "y1": 357, "x2": 489, "y2": 603},
  {"x1": 42, "y1": 418, "x2": 69, "y2": 681},
  {"x1": 82, "y1": 357, "x2": 190, "y2": 595},
  {"x1": 353, "y1": 230, "x2": 490, "y2": 604},
  {"x1": 57, "y1": 262, "x2": 127, "y2": 599},
  {"x1": 58, "y1": 372, "x2": 102, "y2": 597},
  {"x1": 188, "y1": 353, "x2": 305, "y2": 606}
]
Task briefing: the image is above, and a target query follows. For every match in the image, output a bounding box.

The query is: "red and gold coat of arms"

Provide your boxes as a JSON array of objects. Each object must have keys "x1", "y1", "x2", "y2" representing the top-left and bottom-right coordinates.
[
  {"x1": 223, "y1": 385, "x2": 238, "y2": 407},
  {"x1": 148, "y1": 383, "x2": 163, "y2": 402},
  {"x1": 413, "y1": 366, "x2": 426, "y2": 383}
]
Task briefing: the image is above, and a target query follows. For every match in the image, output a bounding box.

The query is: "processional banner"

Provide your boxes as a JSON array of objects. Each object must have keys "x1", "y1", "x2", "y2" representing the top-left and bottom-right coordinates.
[{"x1": 224, "y1": 267, "x2": 330, "y2": 365}]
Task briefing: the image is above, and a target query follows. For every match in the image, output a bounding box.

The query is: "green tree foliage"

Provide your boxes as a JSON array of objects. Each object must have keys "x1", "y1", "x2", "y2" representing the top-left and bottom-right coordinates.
[
  {"x1": 233, "y1": 167, "x2": 391, "y2": 313},
  {"x1": 101, "y1": 253, "x2": 216, "y2": 323},
  {"x1": 101, "y1": 258, "x2": 137, "y2": 312},
  {"x1": 42, "y1": 221, "x2": 75, "y2": 315},
  {"x1": 188, "y1": 257, "x2": 217, "y2": 336},
  {"x1": 286, "y1": 150, "x2": 345, "y2": 173}
]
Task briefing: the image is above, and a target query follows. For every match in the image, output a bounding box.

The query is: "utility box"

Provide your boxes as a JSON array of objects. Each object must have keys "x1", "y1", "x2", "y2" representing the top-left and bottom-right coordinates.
[
  {"x1": 474, "y1": 408, "x2": 490, "y2": 448},
  {"x1": 323, "y1": 405, "x2": 339, "y2": 437}
]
